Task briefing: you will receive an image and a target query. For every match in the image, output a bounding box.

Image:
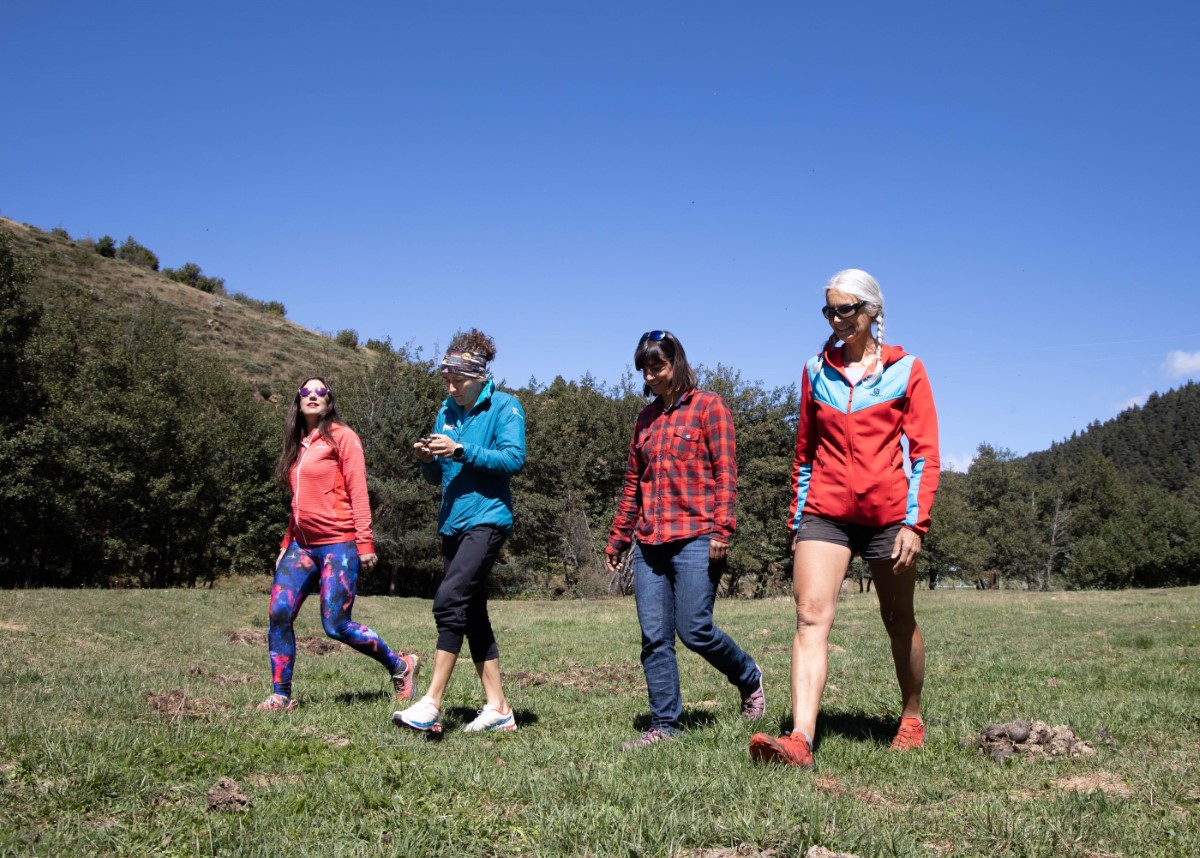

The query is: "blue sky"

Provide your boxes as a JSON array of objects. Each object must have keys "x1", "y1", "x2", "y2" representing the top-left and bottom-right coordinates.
[{"x1": 4, "y1": 2, "x2": 1198, "y2": 471}]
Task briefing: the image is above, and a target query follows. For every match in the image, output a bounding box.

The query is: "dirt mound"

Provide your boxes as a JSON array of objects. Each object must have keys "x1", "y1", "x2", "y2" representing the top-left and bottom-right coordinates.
[
  {"x1": 207, "y1": 777, "x2": 251, "y2": 812},
  {"x1": 225, "y1": 628, "x2": 339, "y2": 654},
  {"x1": 145, "y1": 690, "x2": 231, "y2": 719},
  {"x1": 973, "y1": 719, "x2": 1097, "y2": 761}
]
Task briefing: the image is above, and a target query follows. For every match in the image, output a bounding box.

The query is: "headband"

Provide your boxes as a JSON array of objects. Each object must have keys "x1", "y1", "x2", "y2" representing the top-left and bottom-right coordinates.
[{"x1": 439, "y1": 350, "x2": 489, "y2": 379}]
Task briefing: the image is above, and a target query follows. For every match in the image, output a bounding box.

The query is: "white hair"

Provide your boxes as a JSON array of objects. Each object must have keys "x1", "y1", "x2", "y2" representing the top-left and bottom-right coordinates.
[{"x1": 821, "y1": 268, "x2": 886, "y2": 382}]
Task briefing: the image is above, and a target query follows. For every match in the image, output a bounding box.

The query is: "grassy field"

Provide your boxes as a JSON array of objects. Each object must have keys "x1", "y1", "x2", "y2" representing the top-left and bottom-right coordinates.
[{"x1": 0, "y1": 585, "x2": 1197, "y2": 857}]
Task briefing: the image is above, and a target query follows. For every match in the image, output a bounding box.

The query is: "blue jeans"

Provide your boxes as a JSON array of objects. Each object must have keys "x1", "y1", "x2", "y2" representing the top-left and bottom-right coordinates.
[{"x1": 633, "y1": 535, "x2": 759, "y2": 731}]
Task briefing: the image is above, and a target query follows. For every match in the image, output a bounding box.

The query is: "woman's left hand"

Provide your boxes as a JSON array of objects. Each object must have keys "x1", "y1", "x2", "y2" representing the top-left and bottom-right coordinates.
[
  {"x1": 890, "y1": 529, "x2": 922, "y2": 574},
  {"x1": 424, "y1": 433, "x2": 459, "y2": 459},
  {"x1": 359, "y1": 552, "x2": 378, "y2": 571},
  {"x1": 709, "y1": 539, "x2": 729, "y2": 561}
]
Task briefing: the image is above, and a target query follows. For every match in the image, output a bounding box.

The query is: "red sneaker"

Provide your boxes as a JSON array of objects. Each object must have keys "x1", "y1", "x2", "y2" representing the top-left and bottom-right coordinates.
[
  {"x1": 392, "y1": 653, "x2": 421, "y2": 702},
  {"x1": 890, "y1": 716, "x2": 925, "y2": 750},
  {"x1": 749, "y1": 732, "x2": 813, "y2": 767}
]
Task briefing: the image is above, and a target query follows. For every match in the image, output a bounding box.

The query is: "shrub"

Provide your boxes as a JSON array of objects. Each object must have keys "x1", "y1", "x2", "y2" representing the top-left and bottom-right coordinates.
[
  {"x1": 50, "y1": 227, "x2": 70, "y2": 239},
  {"x1": 164, "y1": 262, "x2": 226, "y2": 295},
  {"x1": 117, "y1": 236, "x2": 159, "y2": 271},
  {"x1": 334, "y1": 328, "x2": 360, "y2": 349},
  {"x1": 95, "y1": 235, "x2": 116, "y2": 258},
  {"x1": 365, "y1": 337, "x2": 393, "y2": 354},
  {"x1": 229, "y1": 292, "x2": 286, "y2": 317}
]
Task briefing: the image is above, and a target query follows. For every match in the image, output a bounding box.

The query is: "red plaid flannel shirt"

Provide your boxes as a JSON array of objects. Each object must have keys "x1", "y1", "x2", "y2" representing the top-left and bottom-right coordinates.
[{"x1": 607, "y1": 388, "x2": 737, "y2": 554}]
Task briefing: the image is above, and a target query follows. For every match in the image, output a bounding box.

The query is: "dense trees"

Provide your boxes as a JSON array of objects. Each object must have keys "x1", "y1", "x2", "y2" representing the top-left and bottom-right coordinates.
[{"x1": 3, "y1": 228, "x2": 1198, "y2": 592}]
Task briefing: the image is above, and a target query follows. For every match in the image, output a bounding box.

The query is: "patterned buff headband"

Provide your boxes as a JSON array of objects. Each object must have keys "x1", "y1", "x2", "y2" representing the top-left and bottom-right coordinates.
[{"x1": 439, "y1": 350, "x2": 490, "y2": 379}]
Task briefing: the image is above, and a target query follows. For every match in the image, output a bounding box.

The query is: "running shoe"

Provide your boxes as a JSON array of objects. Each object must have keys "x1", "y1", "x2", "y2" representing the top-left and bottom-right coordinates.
[
  {"x1": 619, "y1": 727, "x2": 678, "y2": 751},
  {"x1": 739, "y1": 664, "x2": 766, "y2": 720},
  {"x1": 393, "y1": 696, "x2": 441, "y2": 732},
  {"x1": 890, "y1": 716, "x2": 925, "y2": 750},
  {"x1": 391, "y1": 653, "x2": 421, "y2": 702},
  {"x1": 255, "y1": 693, "x2": 296, "y2": 712},
  {"x1": 462, "y1": 704, "x2": 517, "y2": 733},
  {"x1": 749, "y1": 732, "x2": 813, "y2": 767}
]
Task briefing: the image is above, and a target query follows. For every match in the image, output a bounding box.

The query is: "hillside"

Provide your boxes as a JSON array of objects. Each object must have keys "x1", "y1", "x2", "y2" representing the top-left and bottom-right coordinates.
[
  {"x1": 1, "y1": 216, "x2": 372, "y2": 402},
  {"x1": 1024, "y1": 381, "x2": 1200, "y2": 492}
]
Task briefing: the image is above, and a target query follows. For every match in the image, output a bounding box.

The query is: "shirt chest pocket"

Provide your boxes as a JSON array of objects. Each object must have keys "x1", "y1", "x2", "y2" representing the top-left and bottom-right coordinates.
[{"x1": 668, "y1": 427, "x2": 703, "y2": 462}]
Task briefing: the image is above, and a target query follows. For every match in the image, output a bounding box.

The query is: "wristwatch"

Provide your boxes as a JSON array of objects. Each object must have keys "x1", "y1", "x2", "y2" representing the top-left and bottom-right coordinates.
[{"x1": 452, "y1": 444, "x2": 465, "y2": 461}]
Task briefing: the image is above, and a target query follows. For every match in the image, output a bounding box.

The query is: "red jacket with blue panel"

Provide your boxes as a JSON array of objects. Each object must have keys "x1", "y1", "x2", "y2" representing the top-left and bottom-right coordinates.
[{"x1": 789, "y1": 343, "x2": 940, "y2": 536}]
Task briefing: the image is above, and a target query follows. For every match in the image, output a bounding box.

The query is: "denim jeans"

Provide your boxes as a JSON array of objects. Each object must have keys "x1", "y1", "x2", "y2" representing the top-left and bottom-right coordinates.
[{"x1": 633, "y1": 535, "x2": 759, "y2": 730}]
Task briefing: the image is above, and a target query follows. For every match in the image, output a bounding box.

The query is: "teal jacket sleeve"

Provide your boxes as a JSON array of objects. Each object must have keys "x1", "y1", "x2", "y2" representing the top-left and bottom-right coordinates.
[{"x1": 462, "y1": 394, "x2": 526, "y2": 476}]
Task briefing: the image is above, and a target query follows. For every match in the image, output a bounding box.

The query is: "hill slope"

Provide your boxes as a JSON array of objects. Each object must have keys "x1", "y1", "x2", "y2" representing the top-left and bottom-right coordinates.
[
  {"x1": 2, "y1": 216, "x2": 372, "y2": 401},
  {"x1": 1024, "y1": 381, "x2": 1200, "y2": 492}
]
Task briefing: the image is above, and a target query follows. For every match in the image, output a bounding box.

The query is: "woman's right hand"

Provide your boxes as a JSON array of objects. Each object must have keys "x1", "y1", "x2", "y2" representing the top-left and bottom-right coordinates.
[
  {"x1": 413, "y1": 438, "x2": 435, "y2": 463},
  {"x1": 605, "y1": 551, "x2": 623, "y2": 572}
]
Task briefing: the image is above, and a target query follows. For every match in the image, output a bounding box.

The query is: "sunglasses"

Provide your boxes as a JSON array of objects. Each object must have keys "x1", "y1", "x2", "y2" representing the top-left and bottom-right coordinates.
[
  {"x1": 298, "y1": 387, "x2": 330, "y2": 398},
  {"x1": 640, "y1": 330, "x2": 668, "y2": 342},
  {"x1": 820, "y1": 301, "x2": 866, "y2": 321}
]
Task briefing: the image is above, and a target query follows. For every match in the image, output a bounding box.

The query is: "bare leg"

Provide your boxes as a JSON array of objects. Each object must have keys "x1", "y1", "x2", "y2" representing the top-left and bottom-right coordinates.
[
  {"x1": 790, "y1": 541, "x2": 852, "y2": 738},
  {"x1": 474, "y1": 658, "x2": 507, "y2": 710},
  {"x1": 423, "y1": 648, "x2": 459, "y2": 708},
  {"x1": 868, "y1": 558, "x2": 924, "y2": 720}
]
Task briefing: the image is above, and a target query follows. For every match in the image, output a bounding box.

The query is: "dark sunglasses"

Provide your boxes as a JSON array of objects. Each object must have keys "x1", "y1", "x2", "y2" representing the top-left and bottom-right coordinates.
[
  {"x1": 640, "y1": 330, "x2": 668, "y2": 342},
  {"x1": 821, "y1": 301, "x2": 866, "y2": 321},
  {"x1": 298, "y1": 386, "x2": 330, "y2": 398}
]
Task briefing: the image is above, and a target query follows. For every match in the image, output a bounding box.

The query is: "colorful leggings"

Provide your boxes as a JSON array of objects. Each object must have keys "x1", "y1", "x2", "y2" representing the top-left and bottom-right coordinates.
[{"x1": 267, "y1": 541, "x2": 401, "y2": 697}]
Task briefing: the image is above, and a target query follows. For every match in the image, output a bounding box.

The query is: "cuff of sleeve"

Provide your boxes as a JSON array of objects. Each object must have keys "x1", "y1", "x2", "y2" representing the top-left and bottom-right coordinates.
[
  {"x1": 357, "y1": 541, "x2": 375, "y2": 555},
  {"x1": 606, "y1": 541, "x2": 628, "y2": 557}
]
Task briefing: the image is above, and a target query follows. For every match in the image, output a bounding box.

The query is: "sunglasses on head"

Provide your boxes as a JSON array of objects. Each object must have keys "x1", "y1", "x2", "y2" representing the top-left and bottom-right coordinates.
[
  {"x1": 641, "y1": 330, "x2": 668, "y2": 342},
  {"x1": 821, "y1": 301, "x2": 866, "y2": 321},
  {"x1": 298, "y1": 386, "x2": 329, "y2": 398}
]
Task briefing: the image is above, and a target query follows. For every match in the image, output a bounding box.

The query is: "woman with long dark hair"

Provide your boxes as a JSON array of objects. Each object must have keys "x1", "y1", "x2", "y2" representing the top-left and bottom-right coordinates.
[
  {"x1": 256, "y1": 376, "x2": 417, "y2": 712},
  {"x1": 605, "y1": 330, "x2": 764, "y2": 750}
]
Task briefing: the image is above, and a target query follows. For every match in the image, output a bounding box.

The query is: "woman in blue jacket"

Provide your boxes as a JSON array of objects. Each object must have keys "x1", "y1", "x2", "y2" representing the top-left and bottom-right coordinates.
[{"x1": 394, "y1": 328, "x2": 526, "y2": 734}]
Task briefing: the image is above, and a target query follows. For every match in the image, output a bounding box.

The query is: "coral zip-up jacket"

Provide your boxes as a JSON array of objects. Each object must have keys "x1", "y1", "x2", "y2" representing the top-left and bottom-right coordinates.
[
  {"x1": 281, "y1": 422, "x2": 374, "y2": 554},
  {"x1": 790, "y1": 344, "x2": 940, "y2": 536}
]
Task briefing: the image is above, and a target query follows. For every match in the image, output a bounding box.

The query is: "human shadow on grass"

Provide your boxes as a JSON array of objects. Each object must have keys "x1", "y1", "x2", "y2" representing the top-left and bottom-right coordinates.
[
  {"x1": 632, "y1": 708, "x2": 718, "y2": 733},
  {"x1": 444, "y1": 705, "x2": 539, "y2": 731},
  {"x1": 333, "y1": 689, "x2": 392, "y2": 705},
  {"x1": 760, "y1": 709, "x2": 893, "y2": 751}
]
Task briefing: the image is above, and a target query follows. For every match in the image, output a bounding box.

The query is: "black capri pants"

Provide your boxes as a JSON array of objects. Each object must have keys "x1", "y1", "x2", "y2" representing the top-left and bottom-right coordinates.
[{"x1": 432, "y1": 525, "x2": 506, "y2": 662}]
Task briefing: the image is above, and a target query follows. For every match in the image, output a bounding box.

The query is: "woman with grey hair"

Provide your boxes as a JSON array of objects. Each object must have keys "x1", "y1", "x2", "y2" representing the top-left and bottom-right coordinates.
[{"x1": 750, "y1": 269, "x2": 941, "y2": 767}]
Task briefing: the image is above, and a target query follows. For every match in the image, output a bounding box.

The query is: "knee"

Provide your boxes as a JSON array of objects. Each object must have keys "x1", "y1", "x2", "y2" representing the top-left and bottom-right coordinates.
[
  {"x1": 432, "y1": 596, "x2": 466, "y2": 634},
  {"x1": 677, "y1": 618, "x2": 716, "y2": 651},
  {"x1": 793, "y1": 598, "x2": 833, "y2": 634},
  {"x1": 268, "y1": 592, "x2": 295, "y2": 628},
  {"x1": 879, "y1": 609, "x2": 916, "y2": 637}
]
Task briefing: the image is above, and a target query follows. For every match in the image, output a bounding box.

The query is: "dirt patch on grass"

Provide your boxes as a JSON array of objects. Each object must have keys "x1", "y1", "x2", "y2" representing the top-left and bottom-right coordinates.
[
  {"x1": 225, "y1": 628, "x2": 340, "y2": 655},
  {"x1": 188, "y1": 666, "x2": 256, "y2": 685},
  {"x1": 207, "y1": 777, "x2": 252, "y2": 812},
  {"x1": 0, "y1": 622, "x2": 30, "y2": 632},
  {"x1": 673, "y1": 847, "x2": 779, "y2": 858},
  {"x1": 512, "y1": 661, "x2": 643, "y2": 695},
  {"x1": 246, "y1": 774, "x2": 305, "y2": 788},
  {"x1": 297, "y1": 725, "x2": 351, "y2": 747},
  {"x1": 814, "y1": 774, "x2": 894, "y2": 807},
  {"x1": 973, "y1": 720, "x2": 1097, "y2": 761},
  {"x1": 145, "y1": 690, "x2": 232, "y2": 719},
  {"x1": 759, "y1": 645, "x2": 788, "y2": 655},
  {"x1": 1053, "y1": 772, "x2": 1133, "y2": 798}
]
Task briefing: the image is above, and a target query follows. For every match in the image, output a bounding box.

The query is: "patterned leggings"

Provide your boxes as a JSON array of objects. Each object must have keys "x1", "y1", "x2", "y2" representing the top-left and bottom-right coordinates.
[{"x1": 267, "y1": 541, "x2": 401, "y2": 697}]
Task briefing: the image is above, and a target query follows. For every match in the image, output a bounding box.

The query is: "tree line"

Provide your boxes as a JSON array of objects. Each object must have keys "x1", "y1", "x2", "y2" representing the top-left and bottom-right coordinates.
[{"x1": 3, "y1": 229, "x2": 1198, "y2": 593}]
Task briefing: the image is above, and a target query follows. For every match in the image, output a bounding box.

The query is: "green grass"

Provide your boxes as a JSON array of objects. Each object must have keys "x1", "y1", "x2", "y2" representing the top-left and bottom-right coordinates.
[{"x1": 1, "y1": 587, "x2": 1198, "y2": 857}]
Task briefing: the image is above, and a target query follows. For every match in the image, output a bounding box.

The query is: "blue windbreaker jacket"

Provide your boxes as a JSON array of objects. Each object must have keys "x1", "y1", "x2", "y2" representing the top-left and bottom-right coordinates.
[{"x1": 420, "y1": 379, "x2": 526, "y2": 536}]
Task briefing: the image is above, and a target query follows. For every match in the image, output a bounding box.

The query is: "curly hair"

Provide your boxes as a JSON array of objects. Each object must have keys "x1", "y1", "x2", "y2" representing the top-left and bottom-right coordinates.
[{"x1": 447, "y1": 328, "x2": 497, "y2": 362}]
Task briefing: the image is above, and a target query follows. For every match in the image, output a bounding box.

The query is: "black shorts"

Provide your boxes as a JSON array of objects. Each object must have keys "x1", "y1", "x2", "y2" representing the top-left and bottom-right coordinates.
[{"x1": 794, "y1": 514, "x2": 902, "y2": 562}]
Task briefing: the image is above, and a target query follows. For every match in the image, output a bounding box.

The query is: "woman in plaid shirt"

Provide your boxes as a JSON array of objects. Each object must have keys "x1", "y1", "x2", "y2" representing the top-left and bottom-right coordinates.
[{"x1": 606, "y1": 330, "x2": 765, "y2": 750}]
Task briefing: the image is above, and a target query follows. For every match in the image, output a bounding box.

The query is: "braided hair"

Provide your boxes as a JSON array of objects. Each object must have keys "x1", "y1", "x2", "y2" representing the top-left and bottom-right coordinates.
[{"x1": 821, "y1": 269, "x2": 885, "y2": 384}]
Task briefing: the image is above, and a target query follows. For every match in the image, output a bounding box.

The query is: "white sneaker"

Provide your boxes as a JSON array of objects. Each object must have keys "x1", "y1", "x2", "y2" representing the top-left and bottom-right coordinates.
[
  {"x1": 462, "y1": 703, "x2": 516, "y2": 733},
  {"x1": 393, "y1": 696, "x2": 441, "y2": 732}
]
